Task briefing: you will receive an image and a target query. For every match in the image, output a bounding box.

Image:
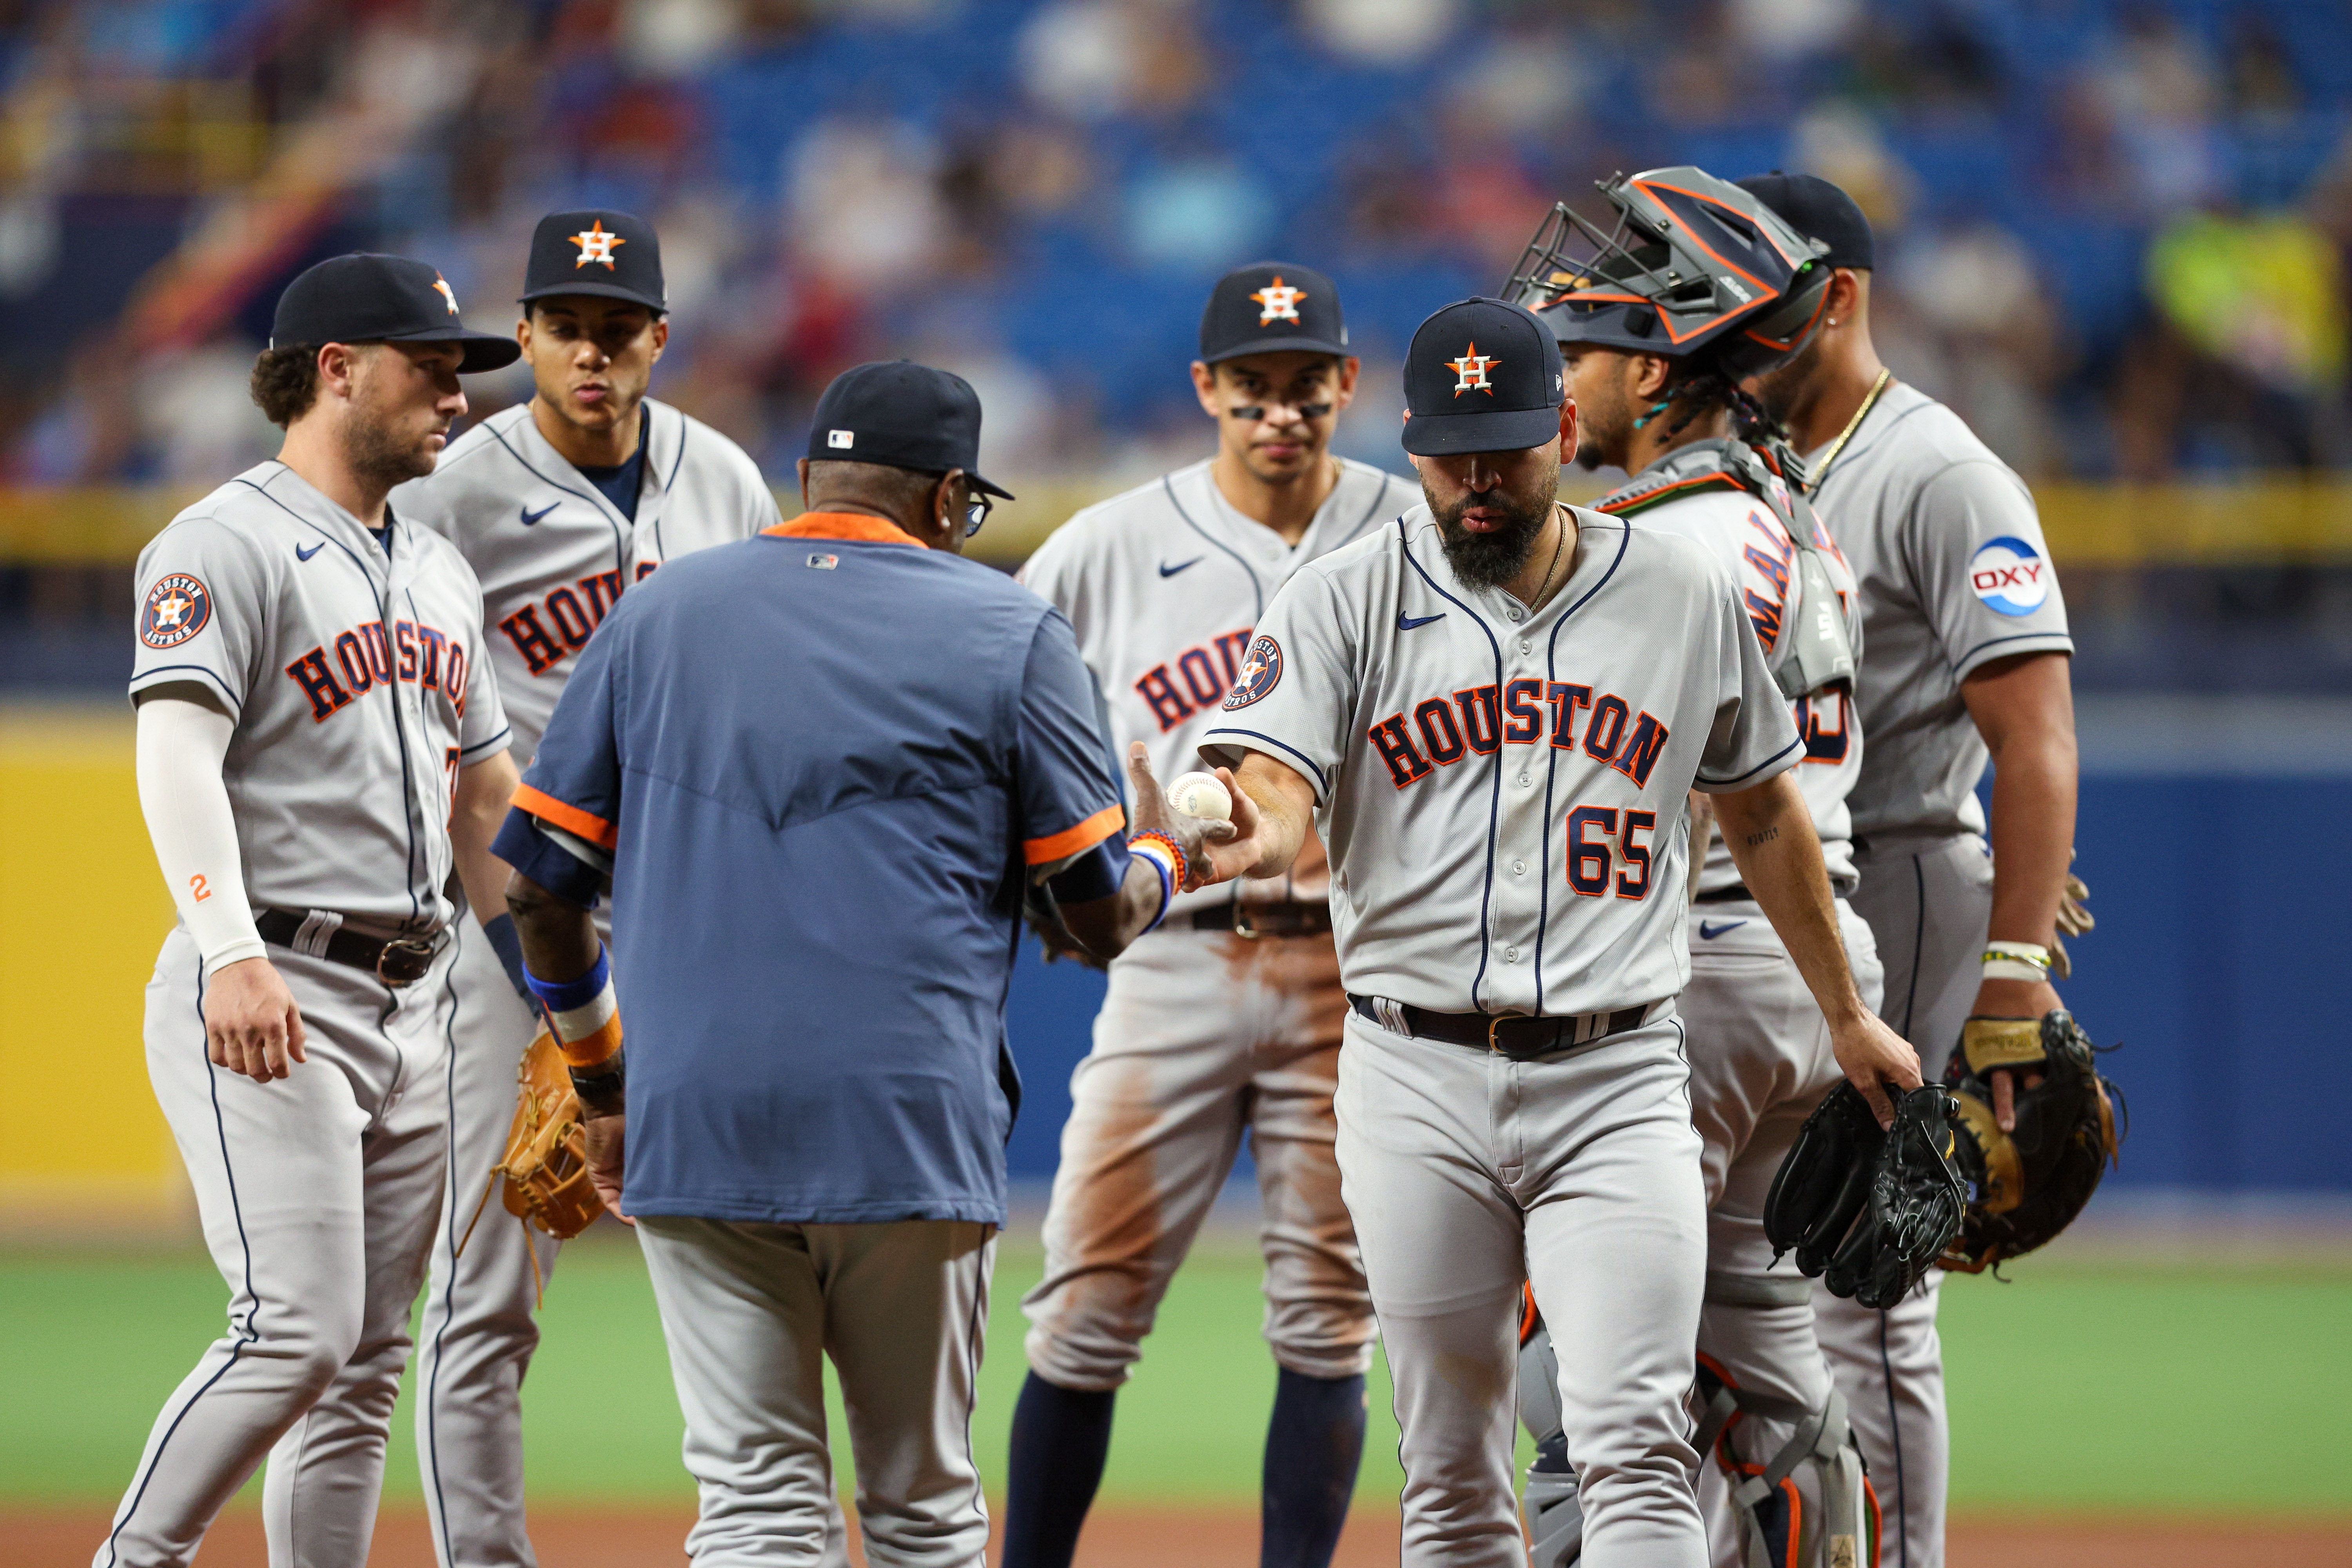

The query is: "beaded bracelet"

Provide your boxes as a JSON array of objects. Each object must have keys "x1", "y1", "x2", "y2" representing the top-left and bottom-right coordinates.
[{"x1": 1129, "y1": 829, "x2": 1188, "y2": 893}]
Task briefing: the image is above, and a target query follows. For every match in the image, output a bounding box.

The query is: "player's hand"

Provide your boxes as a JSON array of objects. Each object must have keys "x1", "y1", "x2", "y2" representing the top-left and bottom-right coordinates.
[
  {"x1": 582, "y1": 1111, "x2": 632, "y2": 1224},
  {"x1": 203, "y1": 956, "x2": 308, "y2": 1083},
  {"x1": 1123, "y1": 743, "x2": 1238, "y2": 893},
  {"x1": 1829, "y1": 1011, "x2": 1921, "y2": 1129},
  {"x1": 1971, "y1": 976, "x2": 2059, "y2": 1132}
]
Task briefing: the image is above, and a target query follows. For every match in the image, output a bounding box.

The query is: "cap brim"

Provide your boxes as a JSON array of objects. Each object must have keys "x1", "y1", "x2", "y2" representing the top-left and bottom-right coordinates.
[
  {"x1": 1400, "y1": 404, "x2": 1563, "y2": 457},
  {"x1": 1202, "y1": 334, "x2": 1350, "y2": 364},
  {"x1": 969, "y1": 470, "x2": 1015, "y2": 501},
  {"x1": 384, "y1": 327, "x2": 523, "y2": 373}
]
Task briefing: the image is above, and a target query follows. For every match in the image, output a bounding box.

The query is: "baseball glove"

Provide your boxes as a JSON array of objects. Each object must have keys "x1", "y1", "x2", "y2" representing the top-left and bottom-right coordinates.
[
  {"x1": 459, "y1": 1031, "x2": 604, "y2": 1285},
  {"x1": 1764, "y1": 1082, "x2": 1967, "y2": 1309},
  {"x1": 1938, "y1": 1010, "x2": 2123, "y2": 1274}
]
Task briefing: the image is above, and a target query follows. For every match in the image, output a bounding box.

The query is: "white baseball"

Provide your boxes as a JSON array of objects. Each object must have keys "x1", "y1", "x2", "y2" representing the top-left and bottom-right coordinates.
[{"x1": 1166, "y1": 770, "x2": 1232, "y2": 821}]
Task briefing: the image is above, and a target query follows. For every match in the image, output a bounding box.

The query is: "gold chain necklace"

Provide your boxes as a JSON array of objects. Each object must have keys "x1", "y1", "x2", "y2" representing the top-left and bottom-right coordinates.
[{"x1": 1806, "y1": 367, "x2": 1891, "y2": 494}]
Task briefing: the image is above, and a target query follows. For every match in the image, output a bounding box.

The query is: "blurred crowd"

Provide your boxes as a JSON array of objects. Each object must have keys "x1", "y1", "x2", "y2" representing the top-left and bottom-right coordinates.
[{"x1": 4, "y1": 0, "x2": 2351, "y2": 488}]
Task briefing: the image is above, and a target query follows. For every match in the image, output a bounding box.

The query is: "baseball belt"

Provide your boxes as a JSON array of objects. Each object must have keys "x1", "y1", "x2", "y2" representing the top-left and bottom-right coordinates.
[
  {"x1": 256, "y1": 908, "x2": 440, "y2": 986},
  {"x1": 1348, "y1": 995, "x2": 1660, "y2": 1058},
  {"x1": 1693, "y1": 883, "x2": 1754, "y2": 904},
  {"x1": 1191, "y1": 901, "x2": 1332, "y2": 937}
]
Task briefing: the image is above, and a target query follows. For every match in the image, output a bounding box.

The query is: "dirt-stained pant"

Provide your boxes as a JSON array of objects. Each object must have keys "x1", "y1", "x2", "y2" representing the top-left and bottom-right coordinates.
[
  {"x1": 1337, "y1": 1008, "x2": 1710, "y2": 1568},
  {"x1": 1022, "y1": 926, "x2": 1375, "y2": 1391},
  {"x1": 1816, "y1": 832, "x2": 1994, "y2": 1568},
  {"x1": 1683, "y1": 899, "x2": 1883, "y2": 1568},
  {"x1": 97, "y1": 926, "x2": 450, "y2": 1568},
  {"x1": 637, "y1": 1218, "x2": 996, "y2": 1568}
]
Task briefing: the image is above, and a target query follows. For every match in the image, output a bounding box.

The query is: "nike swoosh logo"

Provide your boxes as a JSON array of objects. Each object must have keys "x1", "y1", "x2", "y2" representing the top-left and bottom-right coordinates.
[
  {"x1": 521, "y1": 502, "x2": 559, "y2": 526},
  {"x1": 1698, "y1": 920, "x2": 1748, "y2": 940},
  {"x1": 295, "y1": 542, "x2": 324, "y2": 562},
  {"x1": 1158, "y1": 557, "x2": 1203, "y2": 578},
  {"x1": 1397, "y1": 612, "x2": 1446, "y2": 631}
]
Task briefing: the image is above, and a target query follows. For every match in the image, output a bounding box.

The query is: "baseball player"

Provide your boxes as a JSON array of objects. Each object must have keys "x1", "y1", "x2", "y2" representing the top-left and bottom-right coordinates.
[
  {"x1": 1006, "y1": 261, "x2": 1417, "y2": 1568},
  {"x1": 1506, "y1": 169, "x2": 1882, "y2": 1568},
  {"x1": 99, "y1": 254, "x2": 522, "y2": 1568},
  {"x1": 1735, "y1": 173, "x2": 2080, "y2": 1568},
  {"x1": 390, "y1": 209, "x2": 781, "y2": 1568},
  {"x1": 1196, "y1": 295, "x2": 1920, "y2": 1568}
]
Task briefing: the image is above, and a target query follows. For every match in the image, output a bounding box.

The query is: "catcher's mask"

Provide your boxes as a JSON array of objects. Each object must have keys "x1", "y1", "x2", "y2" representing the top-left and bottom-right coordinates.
[{"x1": 1504, "y1": 166, "x2": 1835, "y2": 383}]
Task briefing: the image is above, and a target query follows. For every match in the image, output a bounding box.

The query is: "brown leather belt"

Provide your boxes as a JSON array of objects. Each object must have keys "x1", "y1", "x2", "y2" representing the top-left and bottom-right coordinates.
[
  {"x1": 1191, "y1": 901, "x2": 1332, "y2": 938},
  {"x1": 256, "y1": 909, "x2": 439, "y2": 987},
  {"x1": 1348, "y1": 995, "x2": 1657, "y2": 1058}
]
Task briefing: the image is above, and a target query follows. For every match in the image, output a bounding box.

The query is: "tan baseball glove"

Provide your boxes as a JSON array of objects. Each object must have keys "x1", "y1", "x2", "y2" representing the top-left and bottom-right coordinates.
[{"x1": 458, "y1": 1031, "x2": 605, "y2": 1297}]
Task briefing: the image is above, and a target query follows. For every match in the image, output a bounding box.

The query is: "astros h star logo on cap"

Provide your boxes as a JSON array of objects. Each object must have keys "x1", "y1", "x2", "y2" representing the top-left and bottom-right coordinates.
[
  {"x1": 1250, "y1": 276, "x2": 1306, "y2": 325},
  {"x1": 1446, "y1": 342, "x2": 1499, "y2": 396},
  {"x1": 432, "y1": 274, "x2": 459, "y2": 314},
  {"x1": 570, "y1": 220, "x2": 626, "y2": 270}
]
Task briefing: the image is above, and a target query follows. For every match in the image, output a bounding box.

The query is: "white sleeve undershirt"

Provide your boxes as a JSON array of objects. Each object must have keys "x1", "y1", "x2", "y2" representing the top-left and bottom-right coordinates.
[{"x1": 136, "y1": 695, "x2": 267, "y2": 976}]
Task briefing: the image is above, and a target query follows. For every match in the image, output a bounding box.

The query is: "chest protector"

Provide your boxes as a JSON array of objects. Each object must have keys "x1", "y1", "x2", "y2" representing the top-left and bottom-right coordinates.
[{"x1": 1598, "y1": 438, "x2": 1855, "y2": 701}]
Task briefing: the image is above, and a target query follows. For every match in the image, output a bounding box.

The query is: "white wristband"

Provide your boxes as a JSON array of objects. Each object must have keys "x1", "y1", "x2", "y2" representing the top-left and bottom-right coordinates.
[{"x1": 1981, "y1": 941, "x2": 2050, "y2": 984}]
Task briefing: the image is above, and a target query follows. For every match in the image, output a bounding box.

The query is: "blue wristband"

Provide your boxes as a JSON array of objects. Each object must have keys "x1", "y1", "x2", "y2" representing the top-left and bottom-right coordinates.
[{"x1": 524, "y1": 943, "x2": 610, "y2": 1014}]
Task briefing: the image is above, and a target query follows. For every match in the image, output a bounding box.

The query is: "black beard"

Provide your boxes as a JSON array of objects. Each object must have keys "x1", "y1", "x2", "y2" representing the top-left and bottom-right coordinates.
[{"x1": 1427, "y1": 484, "x2": 1552, "y2": 590}]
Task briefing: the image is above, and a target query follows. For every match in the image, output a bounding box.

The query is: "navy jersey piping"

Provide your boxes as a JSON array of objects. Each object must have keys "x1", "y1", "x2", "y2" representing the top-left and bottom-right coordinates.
[
  {"x1": 1399, "y1": 517, "x2": 1505, "y2": 1014},
  {"x1": 130, "y1": 663, "x2": 243, "y2": 716},
  {"x1": 1534, "y1": 514, "x2": 1632, "y2": 1014},
  {"x1": 423, "y1": 926, "x2": 468, "y2": 1568},
  {"x1": 1201, "y1": 726, "x2": 1328, "y2": 799},
  {"x1": 103, "y1": 967, "x2": 260, "y2": 1568},
  {"x1": 1161, "y1": 470, "x2": 1263, "y2": 619},
  {"x1": 1330, "y1": 468, "x2": 1410, "y2": 552},
  {"x1": 1697, "y1": 732, "x2": 1804, "y2": 788},
  {"x1": 1953, "y1": 630, "x2": 2074, "y2": 671},
  {"x1": 485, "y1": 415, "x2": 632, "y2": 572}
]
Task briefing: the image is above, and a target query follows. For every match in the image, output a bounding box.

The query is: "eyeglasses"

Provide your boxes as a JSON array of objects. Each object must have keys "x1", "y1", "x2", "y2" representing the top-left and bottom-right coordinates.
[{"x1": 963, "y1": 491, "x2": 992, "y2": 538}]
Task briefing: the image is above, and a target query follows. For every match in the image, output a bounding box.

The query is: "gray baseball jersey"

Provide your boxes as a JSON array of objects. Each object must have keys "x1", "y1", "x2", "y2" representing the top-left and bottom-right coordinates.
[
  {"x1": 1017, "y1": 456, "x2": 1418, "y2": 915},
  {"x1": 128, "y1": 460, "x2": 510, "y2": 932},
  {"x1": 1806, "y1": 382, "x2": 2071, "y2": 843},
  {"x1": 1201, "y1": 503, "x2": 1800, "y2": 1018},
  {"x1": 394, "y1": 396, "x2": 779, "y2": 765},
  {"x1": 1601, "y1": 479, "x2": 1866, "y2": 896}
]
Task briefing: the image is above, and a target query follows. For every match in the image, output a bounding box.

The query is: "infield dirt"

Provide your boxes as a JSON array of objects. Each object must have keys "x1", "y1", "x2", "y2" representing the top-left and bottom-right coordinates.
[{"x1": 13, "y1": 1506, "x2": 2350, "y2": 1567}]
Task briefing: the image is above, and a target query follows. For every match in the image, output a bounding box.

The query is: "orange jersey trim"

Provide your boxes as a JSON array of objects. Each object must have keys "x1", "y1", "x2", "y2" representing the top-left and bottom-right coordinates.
[
  {"x1": 1024, "y1": 803, "x2": 1127, "y2": 866},
  {"x1": 512, "y1": 782, "x2": 619, "y2": 852},
  {"x1": 763, "y1": 512, "x2": 929, "y2": 548}
]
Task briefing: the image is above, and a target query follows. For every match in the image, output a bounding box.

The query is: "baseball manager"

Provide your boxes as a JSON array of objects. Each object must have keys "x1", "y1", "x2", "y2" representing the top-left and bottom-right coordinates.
[{"x1": 495, "y1": 361, "x2": 1234, "y2": 1566}]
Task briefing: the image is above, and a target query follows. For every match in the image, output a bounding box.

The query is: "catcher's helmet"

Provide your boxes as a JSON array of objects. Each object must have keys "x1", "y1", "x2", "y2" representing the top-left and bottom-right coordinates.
[{"x1": 1503, "y1": 166, "x2": 1834, "y2": 382}]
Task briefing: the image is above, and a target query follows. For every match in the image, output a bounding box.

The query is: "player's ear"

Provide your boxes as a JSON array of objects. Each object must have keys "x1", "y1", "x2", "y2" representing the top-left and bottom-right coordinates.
[
  {"x1": 795, "y1": 457, "x2": 811, "y2": 511},
  {"x1": 1558, "y1": 397, "x2": 1578, "y2": 461},
  {"x1": 649, "y1": 315, "x2": 669, "y2": 360},
  {"x1": 1332, "y1": 355, "x2": 1360, "y2": 411},
  {"x1": 1190, "y1": 360, "x2": 1220, "y2": 419}
]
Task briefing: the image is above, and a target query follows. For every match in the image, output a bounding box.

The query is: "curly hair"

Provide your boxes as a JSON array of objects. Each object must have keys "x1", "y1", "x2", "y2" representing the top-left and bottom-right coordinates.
[{"x1": 249, "y1": 345, "x2": 321, "y2": 428}]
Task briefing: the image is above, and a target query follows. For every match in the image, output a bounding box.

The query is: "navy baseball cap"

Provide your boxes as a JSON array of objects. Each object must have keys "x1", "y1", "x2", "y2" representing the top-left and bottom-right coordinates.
[
  {"x1": 806, "y1": 361, "x2": 1014, "y2": 500},
  {"x1": 1399, "y1": 298, "x2": 1565, "y2": 457},
  {"x1": 1200, "y1": 261, "x2": 1349, "y2": 364},
  {"x1": 1736, "y1": 172, "x2": 1875, "y2": 272},
  {"x1": 269, "y1": 254, "x2": 521, "y2": 372},
  {"x1": 521, "y1": 209, "x2": 666, "y2": 312}
]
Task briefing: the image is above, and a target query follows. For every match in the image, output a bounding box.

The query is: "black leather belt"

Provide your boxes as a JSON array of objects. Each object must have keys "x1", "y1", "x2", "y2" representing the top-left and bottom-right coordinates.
[
  {"x1": 1694, "y1": 883, "x2": 1754, "y2": 904},
  {"x1": 1347, "y1": 995, "x2": 1656, "y2": 1058},
  {"x1": 256, "y1": 909, "x2": 439, "y2": 987},
  {"x1": 1191, "y1": 901, "x2": 1332, "y2": 938}
]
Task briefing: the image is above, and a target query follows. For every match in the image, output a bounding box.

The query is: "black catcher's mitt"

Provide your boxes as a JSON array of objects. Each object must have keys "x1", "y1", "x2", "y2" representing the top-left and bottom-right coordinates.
[
  {"x1": 1939, "y1": 1010, "x2": 2123, "y2": 1274},
  {"x1": 1764, "y1": 1082, "x2": 1967, "y2": 1309}
]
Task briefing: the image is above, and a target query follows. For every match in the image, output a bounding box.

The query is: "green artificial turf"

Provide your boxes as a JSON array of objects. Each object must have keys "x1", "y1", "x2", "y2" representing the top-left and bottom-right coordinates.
[{"x1": 5, "y1": 1241, "x2": 2347, "y2": 1514}]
